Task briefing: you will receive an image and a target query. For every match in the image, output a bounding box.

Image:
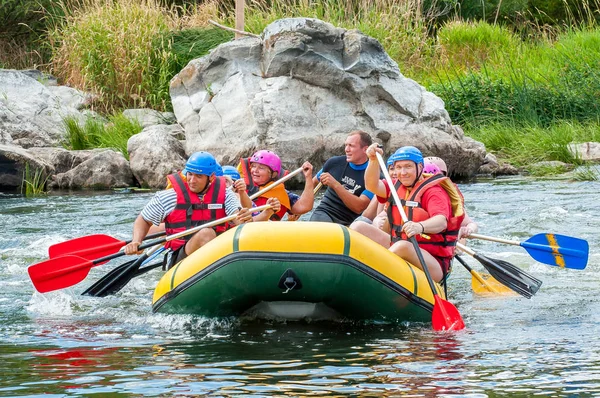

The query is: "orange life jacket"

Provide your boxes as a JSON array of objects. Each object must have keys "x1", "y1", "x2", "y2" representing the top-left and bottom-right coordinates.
[
  {"x1": 239, "y1": 157, "x2": 291, "y2": 220},
  {"x1": 387, "y1": 173, "x2": 465, "y2": 270},
  {"x1": 164, "y1": 173, "x2": 228, "y2": 250}
]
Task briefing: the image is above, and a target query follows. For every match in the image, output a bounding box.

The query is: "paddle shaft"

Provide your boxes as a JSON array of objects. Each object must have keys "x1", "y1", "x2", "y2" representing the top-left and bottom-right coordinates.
[
  {"x1": 248, "y1": 167, "x2": 304, "y2": 200},
  {"x1": 376, "y1": 151, "x2": 464, "y2": 330},
  {"x1": 58, "y1": 205, "x2": 272, "y2": 273},
  {"x1": 375, "y1": 153, "x2": 440, "y2": 296},
  {"x1": 470, "y1": 233, "x2": 584, "y2": 258}
]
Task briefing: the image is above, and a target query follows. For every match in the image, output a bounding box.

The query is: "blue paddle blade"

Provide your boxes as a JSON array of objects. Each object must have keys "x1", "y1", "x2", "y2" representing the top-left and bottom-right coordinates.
[{"x1": 524, "y1": 233, "x2": 589, "y2": 270}]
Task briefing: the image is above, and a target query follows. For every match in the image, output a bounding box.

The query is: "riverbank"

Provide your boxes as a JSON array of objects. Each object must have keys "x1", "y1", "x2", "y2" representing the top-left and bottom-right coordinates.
[{"x1": 2, "y1": 0, "x2": 600, "y2": 176}]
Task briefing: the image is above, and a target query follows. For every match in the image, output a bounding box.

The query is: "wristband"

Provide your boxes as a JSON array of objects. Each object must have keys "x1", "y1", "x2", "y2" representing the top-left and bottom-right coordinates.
[{"x1": 418, "y1": 222, "x2": 425, "y2": 234}]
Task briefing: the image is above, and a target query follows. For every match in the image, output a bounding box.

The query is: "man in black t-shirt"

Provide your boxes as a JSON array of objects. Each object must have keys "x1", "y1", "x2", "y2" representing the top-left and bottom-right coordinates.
[{"x1": 309, "y1": 131, "x2": 375, "y2": 226}]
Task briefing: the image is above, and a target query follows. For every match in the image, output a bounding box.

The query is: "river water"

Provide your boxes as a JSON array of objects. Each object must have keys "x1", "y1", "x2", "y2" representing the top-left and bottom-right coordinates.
[{"x1": 1, "y1": 175, "x2": 598, "y2": 396}]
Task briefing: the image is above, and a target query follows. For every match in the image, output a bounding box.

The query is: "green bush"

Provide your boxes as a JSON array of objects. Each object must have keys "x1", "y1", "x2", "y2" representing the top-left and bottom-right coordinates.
[
  {"x1": 63, "y1": 113, "x2": 143, "y2": 158},
  {"x1": 163, "y1": 27, "x2": 234, "y2": 72},
  {"x1": 49, "y1": 0, "x2": 179, "y2": 112}
]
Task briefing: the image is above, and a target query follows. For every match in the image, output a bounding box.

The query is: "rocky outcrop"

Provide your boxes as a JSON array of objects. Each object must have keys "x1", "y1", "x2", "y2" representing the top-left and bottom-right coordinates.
[
  {"x1": 127, "y1": 125, "x2": 187, "y2": 188},
  {"x1": 477, "y1": 153, "x2": 519, "y2": 176},
  {"x1": 569, "y1": 142, "x2": 600, "y2": 162},
  {"x1": 49, "y1": 150, "x2": 135, "y2": 190},
  {"x1": 0, "y1": 144, "x2": 53, "y2": 190},
  {"x1": 0, "y1": 69, "x2": 92, "y2": 148},
  {"x1": 170, "y1": 18, "x2": 486, "y2": 177}
]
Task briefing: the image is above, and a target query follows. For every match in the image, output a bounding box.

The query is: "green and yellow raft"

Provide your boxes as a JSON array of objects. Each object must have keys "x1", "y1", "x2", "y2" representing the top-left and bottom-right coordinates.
[{"x1": 152, "y1": 222, "x2": 445, "y2": 322}]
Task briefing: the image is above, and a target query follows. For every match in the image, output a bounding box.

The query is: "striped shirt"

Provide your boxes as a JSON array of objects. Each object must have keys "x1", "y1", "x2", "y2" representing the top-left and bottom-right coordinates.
[{"x1": 141, "y1": 187, "x2": 241, "y2": 226}]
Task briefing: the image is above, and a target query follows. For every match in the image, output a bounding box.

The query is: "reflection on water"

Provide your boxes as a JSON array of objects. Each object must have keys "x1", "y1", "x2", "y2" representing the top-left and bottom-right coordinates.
[{"x1": 1, "y1": 177, "x2": 600, "y2": 395}]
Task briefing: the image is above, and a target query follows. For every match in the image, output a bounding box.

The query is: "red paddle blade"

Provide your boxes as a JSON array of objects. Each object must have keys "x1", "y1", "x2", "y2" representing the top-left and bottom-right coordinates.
[
  {"x1": 28, "y1": 255, "x2": 95, "y2": 293},
  {"x1": 431, "y1": 295, "x2": 465, "y2": 331},
  {"x1": 49, "y1": 234, "x2": 125, "y2": 263}
]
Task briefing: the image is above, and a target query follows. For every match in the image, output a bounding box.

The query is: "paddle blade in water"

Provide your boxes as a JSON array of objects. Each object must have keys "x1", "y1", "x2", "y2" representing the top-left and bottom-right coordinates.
[
  {"x1": 83, "y1": 253, "x2": 149, "y2": 297},
  {"x1": 475, "y1": 254, "x2": 542, "y2": 299},
  {"x1": 471, "y1": 273, "x2": 517, "y2": 296},
  {"x1": 49, "y1": 234, "x2": 125, "y2": 263},
  {"x1": 524, "y1": 233, "x2": 589, "y2": 270},
  {"x1": 28, "y1": 255, "x2": 94, "y2": 293},
  {"x1": 431, "y1": 296, "x2": 465, "y2": 331}
]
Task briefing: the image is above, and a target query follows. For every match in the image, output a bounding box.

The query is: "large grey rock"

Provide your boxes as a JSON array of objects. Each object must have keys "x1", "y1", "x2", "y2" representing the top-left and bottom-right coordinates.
[
  {"x1": 127, "y1": 125, "x2": 187, "y2": 188},
  {"x1": 0, "y1": 69, "x2": 90, "y2": 148},
  {"x1": 49, "y1": 149, "x2": 134, "y2": 190},
  {"x1": 27, "y1": 147, "x2": 100, "y2": 175},
  {"x1": 170, "y1": 18, "x2": 486, "y2": 176},
  {"x1": 478, "y1": 153, "x2": 519, "y2": 176},
  {"x1": 568, "y1": 142, "x2": 600, "y2": 162},
  {"x1": 0, "y1": 144, "x2": 53, "y2": 190}
]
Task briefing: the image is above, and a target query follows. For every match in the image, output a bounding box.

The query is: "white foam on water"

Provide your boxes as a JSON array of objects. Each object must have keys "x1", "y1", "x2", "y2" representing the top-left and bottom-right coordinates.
[
  {"x1": 26, "y1": 291, "x2": 76, "y2": 316},
  {"x1": 537, "y1": 206, "x2": 569, "y2": 220}
]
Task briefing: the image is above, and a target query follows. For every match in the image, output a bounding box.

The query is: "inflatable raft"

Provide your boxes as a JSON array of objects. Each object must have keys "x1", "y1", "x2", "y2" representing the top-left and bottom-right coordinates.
[{"x1": 152, "y1": 222, "x2": 446, "y2": 323}]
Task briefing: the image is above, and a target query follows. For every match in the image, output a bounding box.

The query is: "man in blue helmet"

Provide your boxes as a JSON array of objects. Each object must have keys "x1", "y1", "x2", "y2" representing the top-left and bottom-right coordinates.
[
  {"x1": 124, "y1": 152, "x2": 254, "y2": 268},
  {"x1": 351, "y1": 144, "x2": 464, "y2": 283}
]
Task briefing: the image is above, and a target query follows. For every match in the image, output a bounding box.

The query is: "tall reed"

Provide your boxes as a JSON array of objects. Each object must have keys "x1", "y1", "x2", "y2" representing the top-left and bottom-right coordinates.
[
  {"x1": 48, "y1": 0, "x2": 180, "y2": 112},
  {"x1": 21, "y1": 163, "x2": 48, "y2": 197}
]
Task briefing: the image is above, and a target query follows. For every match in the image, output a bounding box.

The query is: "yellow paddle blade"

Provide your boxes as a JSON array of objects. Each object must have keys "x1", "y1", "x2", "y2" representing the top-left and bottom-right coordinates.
[{"x1": 471, "y1": 272, "x2": 517, "y2": 296}]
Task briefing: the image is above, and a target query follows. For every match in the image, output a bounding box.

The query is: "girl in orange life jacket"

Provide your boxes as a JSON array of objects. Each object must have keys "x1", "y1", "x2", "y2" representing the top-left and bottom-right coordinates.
[
  {"x1": 361, "y1": 145, "x2": 464, "y2": 283},
  {"x1": 239, "y1": 150, "x2": 315, "y2": 220}
]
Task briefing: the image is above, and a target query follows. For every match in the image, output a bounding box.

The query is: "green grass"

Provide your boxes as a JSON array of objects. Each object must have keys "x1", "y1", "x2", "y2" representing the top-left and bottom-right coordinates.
[
  {"x1": 466, "y1": 121, "x2": 600, "y2": 167},
  {"x1": 21, "y1": 163, "x2": 48, "y2": 197},
  {"x1": 63, "y1": 113, "x2": 143, "y2": 158},
  {"x1": 572, "y1": 164, "x2": 600, "y2": 181}
]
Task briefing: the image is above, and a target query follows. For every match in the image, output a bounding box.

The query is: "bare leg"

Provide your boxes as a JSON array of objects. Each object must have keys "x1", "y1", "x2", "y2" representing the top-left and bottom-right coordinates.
[
  {"x1": 185, "y1": 228, "x2": 218, "y2": 256},
  {"x1": 349, "y1": 220, "x2": 390, "y2": 248},
  {"x1": 389, "y1": 241, "x2": 443, "y2": 283}
]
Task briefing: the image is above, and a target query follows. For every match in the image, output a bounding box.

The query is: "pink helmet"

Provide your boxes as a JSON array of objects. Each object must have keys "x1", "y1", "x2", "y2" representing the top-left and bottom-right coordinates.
[
  {"x1": 424, "y1": 156, "x2": 448, "y2": 175},
  {"x1": 423, "y1": 163, "x2": 441, "y2": 175},
  {"x1": 250, "y1": 150, "x2": 281, "y2": 177}
]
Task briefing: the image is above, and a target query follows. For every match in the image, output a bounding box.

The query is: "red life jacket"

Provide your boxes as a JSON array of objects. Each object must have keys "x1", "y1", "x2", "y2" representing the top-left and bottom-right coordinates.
[
  {"x1": 387, "y1": 173, "x2": 465, "y2": 271},
  {"x1": 164, "y1": 173, "x2": 228, "y2": 250},
  {"x1": 239, "y1": 157, "x2": 291, "y2": 221}
]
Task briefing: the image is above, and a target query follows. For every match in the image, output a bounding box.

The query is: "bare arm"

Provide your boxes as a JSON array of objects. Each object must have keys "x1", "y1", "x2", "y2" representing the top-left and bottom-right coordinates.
[
  {"x1": 124, "y1": 214, "x2": 152, "y2": 255},
  {"x1": 361, "y1": 196, "x2": 380, "y2": 220},
  {"x1": 320, "y1": 171, "x2": 370, "y2": 214},
  {"x1": 291, "y1": 161, "x2": 315, "y2": 215},
  {"x1": 364, "y1": 144, "x2": 387, "y2": 197},
  {"x1": 403, "y1": 215, "x2": 448, "y2": 238}
]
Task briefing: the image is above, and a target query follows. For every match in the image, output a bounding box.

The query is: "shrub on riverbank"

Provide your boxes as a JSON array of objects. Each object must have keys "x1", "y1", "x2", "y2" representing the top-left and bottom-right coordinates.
[
  {"x1": 63, "y1": 113, "x2": 143, "y2": 158},
  {"x1": 468, "y1": 121, "x2": 600, "y2": 166},
  {"x1": 48, "y1": 0, "x2": 180, "y2": 112}
]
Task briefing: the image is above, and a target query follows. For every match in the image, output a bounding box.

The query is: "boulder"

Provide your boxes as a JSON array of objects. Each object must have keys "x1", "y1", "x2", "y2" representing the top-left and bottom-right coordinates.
[
  {"x1": 49, "y1": 149, "x2": 135, "y2": 190},
  {"x1": 0, "y1": 144, "x2": 53, "y2": 190},
  {"x1": 0, "y1": 69, "x2": 90, "y2": 148},
  {"x1": 170, "y1": 18, "x2": 486, "y2": 177},
  {"x1": 127, "y1": 125, "x2": 187, "y2": 188},
  {"x1": 27, "y1": 147, "x2": 101, "y2": 175},
  {"x1": 477, "y1": 153, "x2": 519, "y2": 176},
  {"x1": 568, "y1": 142, "x2": 600, "y2": 162}
]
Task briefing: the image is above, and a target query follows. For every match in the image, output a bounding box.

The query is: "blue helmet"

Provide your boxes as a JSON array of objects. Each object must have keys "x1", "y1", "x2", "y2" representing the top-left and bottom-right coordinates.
[
  {"x1": 390, "y1": 146, "x2": 423, "y2": 167},
  {"x1": 185, "y1": 151, "x2": 217, "y2": 176},
  {"x1": 222, "y1": 165, "x2": 241, "y2": 180},
  {"x1": 215, "y1": 161, "x2": 224, "y2": 177}
]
